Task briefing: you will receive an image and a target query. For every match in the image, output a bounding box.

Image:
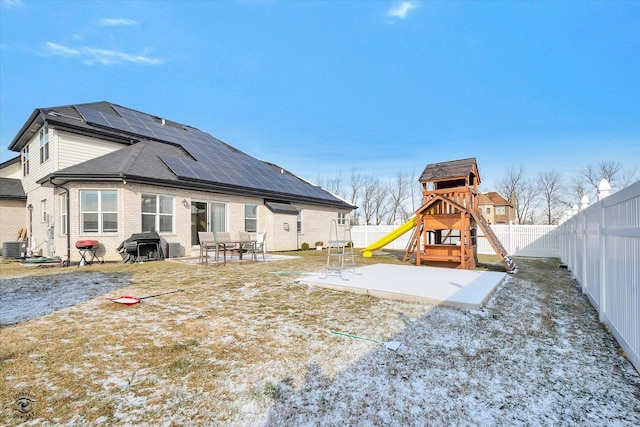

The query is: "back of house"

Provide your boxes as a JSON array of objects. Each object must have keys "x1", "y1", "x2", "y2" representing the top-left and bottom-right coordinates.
[{"x1": 0, "y1": 102, "x2": 354, "y2": 262}]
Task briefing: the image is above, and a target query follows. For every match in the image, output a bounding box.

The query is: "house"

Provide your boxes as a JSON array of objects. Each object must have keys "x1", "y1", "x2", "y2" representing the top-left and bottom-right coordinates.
[
  {"x1": 0, "y1": 157, "x2": 27, "y2": 255},
  {"x1": 1, "y1": 101, "x2": 355, "y2": 263},
  {"x1": 477, "y1": 191, "x2": 515, "y2": 224}
]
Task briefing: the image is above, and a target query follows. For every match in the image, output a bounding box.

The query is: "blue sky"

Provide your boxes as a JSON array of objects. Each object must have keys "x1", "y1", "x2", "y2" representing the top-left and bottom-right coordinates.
[{"x1": 1, "y1": 0, "x2": 638, "y2": 190}]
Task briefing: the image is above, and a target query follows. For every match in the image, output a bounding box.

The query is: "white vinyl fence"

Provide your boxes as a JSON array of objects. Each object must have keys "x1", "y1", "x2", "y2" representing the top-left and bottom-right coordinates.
[
  {"x1": 557, "y1": 180, "x2": 640, "y2": 373},
  {"x1": 351, "y1": 223, "x2": 559, "y2": 257}
]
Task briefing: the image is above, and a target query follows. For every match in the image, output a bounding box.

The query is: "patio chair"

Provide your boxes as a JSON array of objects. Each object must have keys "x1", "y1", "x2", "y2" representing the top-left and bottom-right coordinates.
[
  {"x1": 198, "y1": 232, "x2": 216, "y2": 265},
  {"x1": 214, "y1": 231, "x2": 233, "y2": 264},
  {"x1": 253, "y1": 231, "x2": 267, "y2": 261},
  {"x1": 239, "y1": 232, "x2": 257, "y2": 261}
]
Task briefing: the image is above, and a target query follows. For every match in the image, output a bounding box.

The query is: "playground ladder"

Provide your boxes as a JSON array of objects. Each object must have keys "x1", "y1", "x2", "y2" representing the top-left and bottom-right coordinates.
[
  {"x1": 470, "y1": 211, "x2": 518, "y2": 273},
  {"x1": 322, "y1": 219, "x2": 356, "y2": 280}
]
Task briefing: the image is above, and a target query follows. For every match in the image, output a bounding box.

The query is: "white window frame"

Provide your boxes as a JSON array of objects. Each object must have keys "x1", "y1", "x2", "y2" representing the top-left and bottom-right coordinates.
[
  {"x1": 141, "y1": 193, "x2": 174, "y2": 233},
  {"x1": 496, "y1": 206, "x2": 506, "y2": 215},
  {"x1": 244, "y1": 204, "x2": 257, "y2": 232},
  {"x1": 39, "y1": 124, "x2": 50, "y2": 164},
  {"x1": 80, "y1": 190, "x2": 118, "y2": 234},
  {"x1": 59, "y1": 193, "x2": 68, "y2": 236},
  {"x1": 338, "y1": 212, "x2": 347, "y2": 226},
  {"x1": 41, "y1": 200, "x2": 48, "y2": 223},
  {"x1": 22, "y1": 145, "x2": 29, "y2": 176},
  {"x1": 297, "y1": 210, "x2": 303, "y2": 233}
]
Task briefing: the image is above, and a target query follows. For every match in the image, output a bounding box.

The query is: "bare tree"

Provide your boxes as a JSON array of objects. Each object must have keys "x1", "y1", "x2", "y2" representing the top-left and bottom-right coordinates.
[
  {"x1": 372, "y1": 180, "x2": 390, "y2": 225},
  {"x1": 566, "y1": 175, "x2": 589, "y2": 208},
  {"x1": 620, "y1": 166, "x2": 638, "y2": 189},
  {"x1": 347, "y1": 170, "x2": 365, "y2": 225},
  {"x1": 536, "y1": 170, "x2": 566, "y2": 225},
  {"x1": 582, "y1": 161, "x2": 623, "y2": 197},
  {"x1": 360, "y1": 175, "x2": 377, "y2": 225},
  {"x1": 599, "y1": 160, "x2": 622, "y2": 184},
  {"x1": 496, "y1": 166, "x2": 539, "y2": 224},
  {"x1": 407, "y1": 168, "x2": 422, "y2": 214},
  {"x1": 387, "y1": 171, "x2": 411, "y2": 225},
  {"x1": 316, "y1": 171, "x2": 344, "y2": 198}
]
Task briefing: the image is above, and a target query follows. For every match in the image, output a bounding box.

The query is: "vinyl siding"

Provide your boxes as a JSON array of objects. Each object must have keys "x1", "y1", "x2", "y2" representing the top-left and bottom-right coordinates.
[{"x1": 57, "y1": 130, "x2": 126, "y2": 170}]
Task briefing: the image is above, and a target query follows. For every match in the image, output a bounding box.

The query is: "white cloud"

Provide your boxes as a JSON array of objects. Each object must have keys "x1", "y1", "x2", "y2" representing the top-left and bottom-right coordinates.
[
  {"x1": 387, "y1": 1, "x2": 417, "y2": 19},
  {"x1": 46, "y1": 42, "x2": 81, "y2": 57},
  {"x1": 45, "y1": 42, "x2": 162, "y2": 65},
  {"x1": 99, "y1": 18, "x2": 139, "y2": 26},
  {"x1": 1, "y1": 0, "x2": 24, "y2": 9}
]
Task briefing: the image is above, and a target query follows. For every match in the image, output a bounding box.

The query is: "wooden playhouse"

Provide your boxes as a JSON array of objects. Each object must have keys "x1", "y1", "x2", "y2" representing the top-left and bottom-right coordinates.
[{"x1": 403, "y1": 158, "x2": 516, "y2": 272}]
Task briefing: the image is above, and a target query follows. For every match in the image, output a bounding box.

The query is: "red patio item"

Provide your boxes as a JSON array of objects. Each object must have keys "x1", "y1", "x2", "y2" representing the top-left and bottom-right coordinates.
[{"x1": 107, "y1": 289, "x2": 184, "y2": 306}]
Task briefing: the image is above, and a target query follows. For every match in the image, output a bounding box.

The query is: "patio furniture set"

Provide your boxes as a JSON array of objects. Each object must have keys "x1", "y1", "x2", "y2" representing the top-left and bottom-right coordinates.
[{"x1": 198, "y1": 231, "x2": 266, "y2": 265}]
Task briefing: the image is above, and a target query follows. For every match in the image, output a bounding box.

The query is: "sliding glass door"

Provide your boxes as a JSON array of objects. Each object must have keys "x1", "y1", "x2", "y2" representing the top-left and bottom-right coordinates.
[{"x1": 191, "y1": 201, "x2": 227, "y2": 246}]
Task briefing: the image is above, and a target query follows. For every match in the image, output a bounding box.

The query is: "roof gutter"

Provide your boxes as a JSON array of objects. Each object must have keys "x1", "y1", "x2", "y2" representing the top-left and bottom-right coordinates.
[
  {"x1": 40, "y1": 173, "x2": 357, "y2": 210},
  {"x1": 48, "y1": 177, "x2": 71, "y2": 267}
]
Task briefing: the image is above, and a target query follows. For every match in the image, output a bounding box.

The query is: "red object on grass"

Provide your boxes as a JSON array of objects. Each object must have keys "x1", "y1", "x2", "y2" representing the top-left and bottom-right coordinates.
[
  {"x1": 75, "y1": 240, "x2": 100, "y2": 249},
  {"x1": 106, "y1": 289, "x2": 184, "y2": 306},
  {"x1": 107, "y1": 296, "x2": 141, "y2": 306}
]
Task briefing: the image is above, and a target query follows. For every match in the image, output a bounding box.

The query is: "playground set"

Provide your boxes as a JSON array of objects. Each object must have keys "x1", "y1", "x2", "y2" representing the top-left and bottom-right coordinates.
[{"x1": 361, "y1": 158, "x2": 517, "y2": 273}]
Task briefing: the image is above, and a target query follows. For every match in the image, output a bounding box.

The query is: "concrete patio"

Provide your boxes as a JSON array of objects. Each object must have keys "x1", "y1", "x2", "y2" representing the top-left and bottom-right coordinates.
[{"x1": 301, "y1": 263, "x2": 507, "y2": 309}]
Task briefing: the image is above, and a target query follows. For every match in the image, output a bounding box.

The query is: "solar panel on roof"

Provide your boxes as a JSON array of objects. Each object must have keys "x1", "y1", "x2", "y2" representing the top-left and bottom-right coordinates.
[
  {"x1": 102, "y1": 114, "x2": 136, "y2": 134},
  {"x1": 76, "y1": 106, "x2": 112, "y2": 128},
  {"x1": 74, "y1": 103, "x2": 347, "y2": 204}
]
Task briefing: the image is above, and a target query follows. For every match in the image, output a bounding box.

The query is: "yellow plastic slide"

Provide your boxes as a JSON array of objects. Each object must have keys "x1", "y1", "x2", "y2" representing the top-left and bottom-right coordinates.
[{"x1": 361, "y1": 216, "x2": 417, "y2": 258}]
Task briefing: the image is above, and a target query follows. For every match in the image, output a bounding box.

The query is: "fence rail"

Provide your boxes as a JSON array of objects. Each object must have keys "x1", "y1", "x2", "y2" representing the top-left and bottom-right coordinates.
[
  {"x1": 350, "y1": 223, "x2": 559, "y2": 257},
  {"x1": 557, "y1": 180, "x2": 640, "y2": 373}
]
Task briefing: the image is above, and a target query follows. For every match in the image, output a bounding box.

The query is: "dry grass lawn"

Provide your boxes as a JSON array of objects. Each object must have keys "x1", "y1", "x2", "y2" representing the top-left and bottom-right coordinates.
[{"x1": 1, "y1": 251, "x2": 639, "y2": 425}]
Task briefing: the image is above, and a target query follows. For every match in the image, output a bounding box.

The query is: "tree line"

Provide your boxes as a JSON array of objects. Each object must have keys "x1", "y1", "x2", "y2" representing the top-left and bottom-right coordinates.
[{"x1": 317, "y1": 160, "x2": 637, "y2": 226}]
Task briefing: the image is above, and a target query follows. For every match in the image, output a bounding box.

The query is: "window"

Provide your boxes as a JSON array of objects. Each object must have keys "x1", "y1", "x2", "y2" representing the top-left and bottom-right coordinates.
[
  {"x1": 39, "y1": 124, "x2": 49, "y2": 163},
  {"x1": 486, "y1": 207, "x2": 491, "y2": 215},
  {"x1": 338, "y1": 212, "x2": 347, "y2": 226},
  {"x1": 142, "y1": 194, "x2": 174, "y2": 233},
  {"x1": 210, "y1": 202, "x2": 226, "y2": 233},
  {"x1": 22, "y1": 145, "x2": 29, "y2": 176},
  {"x1": 80, "y1": 190, "x2": 117, "y2": 233},
  {"x1": 496, "y1": 206, "x2": 506, "y2": 215},
  {"x1": 244, "y1": 204, "x2": 257, "y2": 232},
  {"x1": 297, "y1": 210, "x2": 303, "y2": 233},
  {"x1": 41, "y1": 200, "x2": 48, "y2": 223},
  {"x1": 60, "y1": 193, "x2": 68, "y2": 235}
]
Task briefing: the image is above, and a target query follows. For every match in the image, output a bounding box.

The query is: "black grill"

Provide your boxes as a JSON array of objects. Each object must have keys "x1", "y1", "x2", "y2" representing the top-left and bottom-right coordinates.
[{"x1": 117, "y1": 232, "x2": 163, "y2": 263}]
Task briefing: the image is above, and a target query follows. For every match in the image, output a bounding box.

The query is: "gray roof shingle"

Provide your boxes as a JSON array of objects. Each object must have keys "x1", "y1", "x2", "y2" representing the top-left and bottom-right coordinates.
[
  {"x1": 27, "y1": 102, "x2": 353, "y2": 209},
  {"x1": 0, "y1": 178, "x2": 26, "y2": 200},
  {"x1": 420, "y1": 158, "x2": 480, "y2": 183}
]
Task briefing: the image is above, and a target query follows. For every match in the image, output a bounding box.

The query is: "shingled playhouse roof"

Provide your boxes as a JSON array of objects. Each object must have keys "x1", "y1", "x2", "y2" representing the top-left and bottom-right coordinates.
[{"x1": 419, "y1": 158, "x2": 480, "y2": 184}]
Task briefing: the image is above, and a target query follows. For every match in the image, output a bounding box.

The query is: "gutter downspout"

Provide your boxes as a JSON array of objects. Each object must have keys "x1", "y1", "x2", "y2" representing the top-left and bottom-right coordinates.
[{"x1": 49, "y1": 178, "x2": 71, "y2": 267}]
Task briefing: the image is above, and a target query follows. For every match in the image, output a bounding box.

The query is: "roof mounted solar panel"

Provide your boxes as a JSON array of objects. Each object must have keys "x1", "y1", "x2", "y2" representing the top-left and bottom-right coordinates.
[
  {"x1": 76, "y1": 105, "x2": 112, "y2": 128},
  {"x1": 70, "y1": 102, "x2": 351, "y2": 206}
]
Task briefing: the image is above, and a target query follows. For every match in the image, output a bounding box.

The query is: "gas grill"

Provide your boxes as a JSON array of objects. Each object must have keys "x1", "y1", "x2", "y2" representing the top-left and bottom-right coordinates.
[
  {"x1": 117, "y1": 232, "x2": 163, "y2": 263},
  {"x1": 75, "y1": 240, "x2": 101, "y2": 265}
]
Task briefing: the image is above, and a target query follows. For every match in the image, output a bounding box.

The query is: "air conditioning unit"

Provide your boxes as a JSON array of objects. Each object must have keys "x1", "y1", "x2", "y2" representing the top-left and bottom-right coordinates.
[
  {"x1": 3, "y1": 241, "x2": 27, "y2": 258},
  {"x1": 165, "y1": 242, "x2": 181, "y2": 258}
]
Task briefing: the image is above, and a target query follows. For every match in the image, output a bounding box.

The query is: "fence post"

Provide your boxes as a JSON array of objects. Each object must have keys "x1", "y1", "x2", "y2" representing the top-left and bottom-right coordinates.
[
  {"x1": 508, "y1": 221, "x2": 514, "y2": 254},
  {"x1": 598, "y1": 192, "x2": 607, "y2": 322},
  {"x1": 364, "y1": 222, "x2": 368, "y2": 247},
  {"x1": 581, "y1": 212, "x2": 588, "y2": 294}
]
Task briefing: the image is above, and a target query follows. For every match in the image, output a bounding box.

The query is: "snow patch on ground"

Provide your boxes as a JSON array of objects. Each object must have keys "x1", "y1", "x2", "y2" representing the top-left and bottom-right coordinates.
[{"x1": 0, "y1": 271, "x2": 131, "y2": 327}]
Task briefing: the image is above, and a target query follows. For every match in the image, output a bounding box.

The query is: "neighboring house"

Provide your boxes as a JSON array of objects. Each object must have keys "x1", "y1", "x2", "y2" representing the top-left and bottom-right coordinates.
[
  {"x1": 2, "y1": 101, "x2": 355, "y2": 263},
  {"x1": 0, "y1": 157, "x2": 27, "y2": 255},
  {"x1": 477, "y1": 192, "x2": 515, "y2": 224}
]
